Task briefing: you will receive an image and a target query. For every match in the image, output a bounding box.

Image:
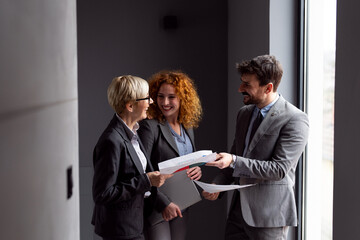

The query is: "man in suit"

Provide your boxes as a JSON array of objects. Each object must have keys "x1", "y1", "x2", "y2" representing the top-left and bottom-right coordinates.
[
  {"x1": 92, "y1": 75, "x2": 172, "y2": 240},
  {"x1": 203, "y1": 55, "x2": 309, "y2": 240}
]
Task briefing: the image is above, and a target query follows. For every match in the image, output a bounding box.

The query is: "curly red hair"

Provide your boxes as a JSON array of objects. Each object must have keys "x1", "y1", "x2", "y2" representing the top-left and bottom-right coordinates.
[{"x1": 147, "y1": 70, "x2": 203, "y2": 129}]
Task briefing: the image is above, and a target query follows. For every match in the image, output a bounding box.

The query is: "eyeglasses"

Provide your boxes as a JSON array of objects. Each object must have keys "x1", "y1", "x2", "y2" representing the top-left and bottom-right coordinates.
[{"x1": 135, "y1": 96, "x2": 152, "y2": 103}]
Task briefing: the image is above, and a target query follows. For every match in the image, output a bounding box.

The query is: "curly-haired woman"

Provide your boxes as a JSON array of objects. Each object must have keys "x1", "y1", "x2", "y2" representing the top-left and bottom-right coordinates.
[{"x1": 138, "y1": 70, "x2": 203, "y2": 240}]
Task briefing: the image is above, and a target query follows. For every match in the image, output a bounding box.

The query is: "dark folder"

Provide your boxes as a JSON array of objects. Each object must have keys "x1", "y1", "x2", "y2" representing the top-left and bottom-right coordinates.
[{"x1": 148, "y1": 170, "x2": 202, "y2": 225}]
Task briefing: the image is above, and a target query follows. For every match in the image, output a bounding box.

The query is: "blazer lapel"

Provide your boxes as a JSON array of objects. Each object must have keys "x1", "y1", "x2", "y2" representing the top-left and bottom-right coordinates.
[
  {"x1": 112, "y1": 115, "x2": 146, "y2": 174},
  {"x1": 184, "y1": 128, "x2": 196, "y2": 151},
  {"x1": 247, "y1": 97, "x2": 283, "y2": 153},
  {"x1": 139, "y1": 139, "x2": 154, "y2": 172},
  {"x1": 239, "y1": 106, "x2": 255, "y2": 155},
  {"x1": 159, "y1": 122, "x2": 180, "y2": 155},
  {"x1": 125, "y1": 141, "x2": 146, "y2": 174}
]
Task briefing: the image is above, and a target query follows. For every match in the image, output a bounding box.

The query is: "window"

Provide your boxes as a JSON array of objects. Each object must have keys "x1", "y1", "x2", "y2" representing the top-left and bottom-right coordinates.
[{"x1": 304, "y1": 0, "x2": 337, "y2": 239}]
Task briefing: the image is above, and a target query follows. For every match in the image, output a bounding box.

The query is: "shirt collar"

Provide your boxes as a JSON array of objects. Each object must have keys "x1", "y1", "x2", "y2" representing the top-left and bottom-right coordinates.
[
  {"x1": 116, "y1": 113, "x2": 139, "y2": 139},
  {"x1": 256, "y1": 93, "x2": 279, "y2": 118}
]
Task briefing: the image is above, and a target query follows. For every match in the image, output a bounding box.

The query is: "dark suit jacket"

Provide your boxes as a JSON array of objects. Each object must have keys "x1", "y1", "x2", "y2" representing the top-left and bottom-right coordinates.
[
  {"x1": 91, "y1": 114, "x2": 157, "y2": 239},
  {"x1": 138, "y1": 119, "x2": 196, "y2": 210},
  {"x1": 214, "y1": 95, "x2": 309, "y2": 228}
]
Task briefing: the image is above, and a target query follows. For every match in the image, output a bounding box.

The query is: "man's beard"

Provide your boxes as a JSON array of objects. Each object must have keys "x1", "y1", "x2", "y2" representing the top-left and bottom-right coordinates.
[
  {"x1": 242, "y1": 92, "x2": 260, "y2": 105},
  {"x1": 242, "y1": 92, "x2": 252, "y2": 105}
]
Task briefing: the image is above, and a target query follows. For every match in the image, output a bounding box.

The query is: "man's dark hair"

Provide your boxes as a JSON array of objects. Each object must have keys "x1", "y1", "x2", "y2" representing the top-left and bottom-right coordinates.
[{"x1": 236, "y1": 55, "x2": 283, "y2": 91}]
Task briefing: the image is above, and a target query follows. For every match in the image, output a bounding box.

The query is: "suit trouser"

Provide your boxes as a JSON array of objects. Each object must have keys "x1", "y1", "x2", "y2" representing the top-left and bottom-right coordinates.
[
  {"x1": 225, "y1": 190, "x2": 289, "y2": 240},
  {"x1": 144, "y1": 208, "x2": 189, "y2": 240}
]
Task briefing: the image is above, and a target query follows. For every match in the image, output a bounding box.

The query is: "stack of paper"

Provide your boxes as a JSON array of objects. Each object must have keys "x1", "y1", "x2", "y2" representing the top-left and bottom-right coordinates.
[{"x1": 158, "y1": 150, "x2": 216, "y2": 174}]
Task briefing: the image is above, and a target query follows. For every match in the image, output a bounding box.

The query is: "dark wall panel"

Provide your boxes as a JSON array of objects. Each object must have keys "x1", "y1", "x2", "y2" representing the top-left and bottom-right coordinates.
[{"x1": 77, "y1": 1, "x2": 228, "y2": 239}]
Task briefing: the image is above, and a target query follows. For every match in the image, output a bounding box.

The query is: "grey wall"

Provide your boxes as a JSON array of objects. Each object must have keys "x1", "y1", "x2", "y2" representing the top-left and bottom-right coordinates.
[
  {"x1": 227, "y1": 1, "x2": 298, "y2": 239},
  {"x1": 227, "y1": 0, "x2": 270, "y2": 151},
  {"x1": 269, "y1": 1, "x2": 299, "y2": 239},
  {"x1": 78, "y1": 0, "x2": 303, "y2": 239},
  {"x1": 227, "y1": 0, "x2": 298, "y2": 151},
  {"x1": 77, "y1": 0, "x2": 228, "y2": 239},
  {"x1": 333, "y1": 0, "x2": 360, "y2": 238},
  {"x1": 270, "y1": 0, "x2": 298, "y2": 105},
  {"x1": 0, "y1": 0, "x2": 79, "y2": 239}
]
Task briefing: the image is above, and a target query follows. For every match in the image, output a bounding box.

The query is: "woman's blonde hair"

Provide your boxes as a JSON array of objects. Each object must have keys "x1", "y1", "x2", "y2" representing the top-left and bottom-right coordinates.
[
  {"x1": 107, "y1": 75, "x2": 148, "y2": 114},
  {"x1": 147, "y1": 70, "x2": 202, "y2": 129}
]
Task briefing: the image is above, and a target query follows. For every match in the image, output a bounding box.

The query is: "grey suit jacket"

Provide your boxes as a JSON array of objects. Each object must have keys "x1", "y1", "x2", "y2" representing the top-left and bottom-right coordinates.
[
  {"x1": 214, "y1": 95, "x2": 309, "y2": 228},
  {"x1": 138, "y1": 118, "x2": 196, "y2": 209}
]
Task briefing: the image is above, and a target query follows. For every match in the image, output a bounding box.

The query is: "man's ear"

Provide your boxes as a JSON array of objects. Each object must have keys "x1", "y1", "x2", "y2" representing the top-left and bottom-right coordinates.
[
  {"x1": 265, "y1": 83, "x2": 273, "y2": 93},
  {"x1": 125, "y1": 102, "x2": 133, "y2": 112}
]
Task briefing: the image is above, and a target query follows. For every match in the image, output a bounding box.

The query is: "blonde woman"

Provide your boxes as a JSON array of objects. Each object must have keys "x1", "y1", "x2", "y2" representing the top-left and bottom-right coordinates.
[{"x1": 92, "y1": 75, "x2": 172, "y2": 240}]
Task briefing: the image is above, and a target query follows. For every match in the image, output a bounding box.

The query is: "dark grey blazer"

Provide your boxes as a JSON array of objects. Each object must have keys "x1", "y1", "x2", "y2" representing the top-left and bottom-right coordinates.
[
  {"x1": 215, "y1": 95, "x2": 309, "y2": 228},
  {"x1": 91, "y1": 114, "x2": 157, "y2": 239},
  {"x1": 138, "y1": 118, "x2": 196, "y2": 209}
]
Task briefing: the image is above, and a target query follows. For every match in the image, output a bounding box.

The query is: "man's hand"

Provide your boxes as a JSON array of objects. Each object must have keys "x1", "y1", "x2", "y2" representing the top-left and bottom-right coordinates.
[
  {"x1": 206, "y1": 152, "x2": 233, "y2": 169},
  {"x1": 186, "y1": 166, "x2": 202, "y2": 180},
  {"x1": 202, "y1": 190, "x2": 220, "y2": 201},
  {"x1": 162, "y1": 202, "x2": 182, "y2": 221},
  {"x1": 147, "y1": 171, "x2": 173, "y2": 187}
]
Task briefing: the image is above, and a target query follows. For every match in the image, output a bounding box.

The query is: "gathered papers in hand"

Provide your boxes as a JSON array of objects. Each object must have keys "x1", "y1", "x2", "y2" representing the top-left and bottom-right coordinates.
[
  {"x1": 193, "y1": 180, "x2": 256, "y2": 193},
  {"x1": 158, "y1": 150, "x2": 217, "y2": 174}
]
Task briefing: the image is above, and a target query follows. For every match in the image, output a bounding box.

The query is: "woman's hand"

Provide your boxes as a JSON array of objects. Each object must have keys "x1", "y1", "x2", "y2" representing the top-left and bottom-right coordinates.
[
  {"x1": 162, "y1": 202, "x2": 182, "y2": 221},
  {"x1": 147, "y1": 171, "x2": 173, "y2": 187},
  {"x1": 186, "y1": 166, "x2": 202, "y2": 180}
]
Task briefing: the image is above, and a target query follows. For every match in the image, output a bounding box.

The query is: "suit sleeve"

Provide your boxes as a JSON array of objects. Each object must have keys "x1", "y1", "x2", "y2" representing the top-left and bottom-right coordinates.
[
  {"x1": 233, "y1": 111, "x2": 309, "y2": 180},
  {"x1": 92, "y1": 137, "x2": 151, "y2": 205},
  {"x1": 138, "y1": 119, "x2": 172, "y2": 211}
]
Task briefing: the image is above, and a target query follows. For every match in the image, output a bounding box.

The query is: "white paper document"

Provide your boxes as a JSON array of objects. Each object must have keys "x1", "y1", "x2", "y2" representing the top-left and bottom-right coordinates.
[
  {"x1": 193, "y1": 180, "x2": 256, "y2": 193},
  {"x1": 158, "y1": 150, "x2": 216, "y2": 174}
]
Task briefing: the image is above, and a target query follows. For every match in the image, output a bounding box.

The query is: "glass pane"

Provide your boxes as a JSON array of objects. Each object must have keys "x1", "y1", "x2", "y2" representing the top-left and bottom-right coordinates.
[{"x1": 305, "y1": 0, "x2": 336, "y2": 239}]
